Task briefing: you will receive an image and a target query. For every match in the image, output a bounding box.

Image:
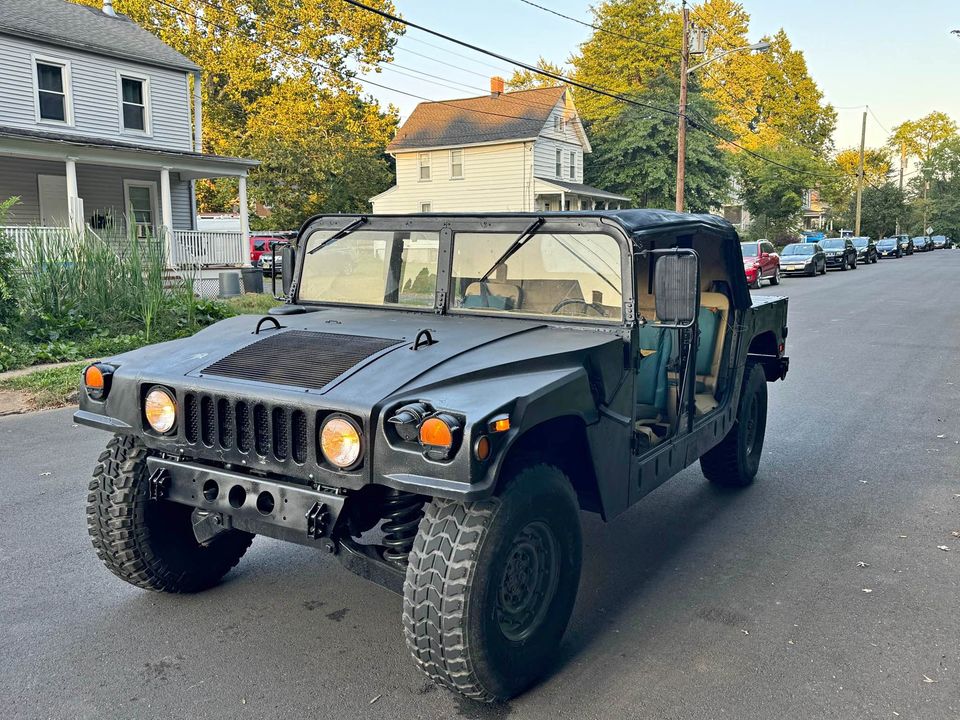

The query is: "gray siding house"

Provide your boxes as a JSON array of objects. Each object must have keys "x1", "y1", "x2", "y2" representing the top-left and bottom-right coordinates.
[{"x1": 0, "y1": 0, "x2": 257, "y2": 266}]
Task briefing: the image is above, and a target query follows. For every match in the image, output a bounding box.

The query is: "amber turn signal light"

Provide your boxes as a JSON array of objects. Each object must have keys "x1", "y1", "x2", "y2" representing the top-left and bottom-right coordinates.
[
  {"x1": 489, "y1": 415, "x2": 511, "y2": 433},
  {"x1": 419, "y1": 416, "x2": 454, "y2": 447},
  {"x1": 83, "y1": 363, "x2": 113, "y2": 400}
]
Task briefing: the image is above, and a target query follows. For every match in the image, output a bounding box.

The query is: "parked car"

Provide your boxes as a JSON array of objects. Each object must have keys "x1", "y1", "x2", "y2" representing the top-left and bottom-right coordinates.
[
  {"x1": 821, "y1": 238, "x2": 857, "y2": 270},
  {"x1": 851, "y1": 237, "x2": 878, "y2": 264},
  {"x1": 780, "y1": 242, "x2": 826, "y2": 276},
  {"x1": 897, "y1": 234, "x2": 915, "y2": 255},
  {"x1": 876, "y1": 237, "x2": 903, "y2": 258},
  {"x1": 258, "y1": 232, "x2": 297, "y2": 275},
  {"x1": 75, "y1": 210, "x2": 790, "y2": 703},
  {"x1": 932, "y1": 235, "x2": 948, "y2": 249},
  {"x1": 913, "y1": 236, "x2": 933, "y2": 252},
  {"x1": 741, "y1": 239, "x2": 781, "y2": 288},
  {"x1": 249, "y1": 235, "x2": 271, "y2": 266}
]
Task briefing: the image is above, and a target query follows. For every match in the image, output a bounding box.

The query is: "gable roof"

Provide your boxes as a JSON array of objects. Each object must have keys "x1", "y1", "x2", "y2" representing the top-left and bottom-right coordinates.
[
  {"x1": 0, "y1": 0, "x2": 199, "y2": 72},
  {"x1": 387, "y1": 86, "x2": 567, "y2": 152}
]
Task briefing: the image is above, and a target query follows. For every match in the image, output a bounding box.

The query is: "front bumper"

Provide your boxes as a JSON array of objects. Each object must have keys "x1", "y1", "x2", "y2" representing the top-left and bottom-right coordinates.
[
  {"x1": 825, "y1": 256, "x2": 846, "y2": 267},
  {"x1": 782, "y1": 263, "x2": 814, "y2": 274}
]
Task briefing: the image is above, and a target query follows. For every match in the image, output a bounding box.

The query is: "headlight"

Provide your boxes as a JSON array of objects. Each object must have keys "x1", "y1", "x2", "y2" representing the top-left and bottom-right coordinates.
[
  {"x1": 144, "y1": 387, "x2": 177, "y2": 434},
  {"x1": 320, "y1": 415, "x2": 362, "y2": 469}
]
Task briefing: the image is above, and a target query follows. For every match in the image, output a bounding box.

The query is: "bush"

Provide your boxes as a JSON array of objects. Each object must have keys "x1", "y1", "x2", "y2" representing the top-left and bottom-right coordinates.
[{"x1": 0, "y1": 197, "x2": 20, "y2": 329}]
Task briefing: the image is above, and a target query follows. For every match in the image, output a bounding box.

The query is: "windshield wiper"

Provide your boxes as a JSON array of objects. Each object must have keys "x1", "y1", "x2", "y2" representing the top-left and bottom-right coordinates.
[
  {"x1": 307, "y1": 216, "x2": 367, "y2": 255},
  {"x1": 478, "y1": 217, "x2": 545, "y2": 282}
]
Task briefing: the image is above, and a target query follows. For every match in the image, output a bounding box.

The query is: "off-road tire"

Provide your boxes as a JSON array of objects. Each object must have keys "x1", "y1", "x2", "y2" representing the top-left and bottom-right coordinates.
[
  {"x1": 403, "y1": 464, "x2": 582, "y2": 702},
  {"x1": 700, "y1": 363, "x2": 768, "y2": 487},
  {"x1": 87, "y1": 434, "x2": 254, "y2": 592}
]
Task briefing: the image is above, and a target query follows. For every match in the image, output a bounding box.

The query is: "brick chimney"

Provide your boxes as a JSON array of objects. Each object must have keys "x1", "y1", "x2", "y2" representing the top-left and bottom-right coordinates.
[{"x1": 490, "y1": 76, "x2": 505, "y2": 98}]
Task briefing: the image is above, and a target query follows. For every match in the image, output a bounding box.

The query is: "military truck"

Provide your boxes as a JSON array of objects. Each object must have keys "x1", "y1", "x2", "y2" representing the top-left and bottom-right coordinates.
[{"x1": 77, "y1": 210, "x2": 789, "y2": 702}]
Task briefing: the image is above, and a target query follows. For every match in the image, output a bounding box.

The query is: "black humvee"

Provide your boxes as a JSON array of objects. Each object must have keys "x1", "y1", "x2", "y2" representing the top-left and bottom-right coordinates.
[{"x1": 77, "y1": 211, "x2": 789, "y2": 702}]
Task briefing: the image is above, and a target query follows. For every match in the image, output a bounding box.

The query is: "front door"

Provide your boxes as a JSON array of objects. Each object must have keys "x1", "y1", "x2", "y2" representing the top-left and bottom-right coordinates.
[
  {"x1": 37, "y1": 174, "x2": 70, "y2": 226},
  {"x1": 123, "y1": 180, "x2": 158, "y2": 238}
]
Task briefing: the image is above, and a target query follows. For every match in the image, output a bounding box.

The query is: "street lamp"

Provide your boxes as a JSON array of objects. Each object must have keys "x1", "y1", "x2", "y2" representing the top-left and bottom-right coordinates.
[{"x1": 674, "y1": 6, "x2": 771, "y2": 212}]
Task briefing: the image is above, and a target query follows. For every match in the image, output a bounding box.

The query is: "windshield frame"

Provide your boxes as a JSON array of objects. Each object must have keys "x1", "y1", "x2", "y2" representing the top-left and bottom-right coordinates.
[
  {"x1": 782, "y1": 243, "x2": 815, "y2": 256},
  {"x1": 292, "y1": 215, "x2": 635, "y2": 327}
]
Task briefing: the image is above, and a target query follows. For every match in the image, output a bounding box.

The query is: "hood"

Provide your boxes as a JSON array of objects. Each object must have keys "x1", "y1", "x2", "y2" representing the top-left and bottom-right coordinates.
[{"x1": 103, "y1": 306, "x2": 624, "y2": 410}]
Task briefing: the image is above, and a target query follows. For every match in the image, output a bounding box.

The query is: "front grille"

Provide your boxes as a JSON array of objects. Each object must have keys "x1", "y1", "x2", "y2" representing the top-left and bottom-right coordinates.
[
  {"x1": 181, "y1": 392, "x2": 312, "y2": 465},
  {"x1": 202, "y1": 330, "x2": 401, "y2": 391}
]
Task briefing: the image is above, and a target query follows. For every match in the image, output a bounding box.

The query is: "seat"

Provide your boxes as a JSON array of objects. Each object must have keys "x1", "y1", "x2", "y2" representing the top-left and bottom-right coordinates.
[
  {"x1": 461, "y1": 281, "x2": 521, "y2": 310},
  {"x1": 696, "y1": 306, "x2": 721, "y2": 376},
  {"x1": 635, "y1": 323, "x2": 673, "y2": 420}
]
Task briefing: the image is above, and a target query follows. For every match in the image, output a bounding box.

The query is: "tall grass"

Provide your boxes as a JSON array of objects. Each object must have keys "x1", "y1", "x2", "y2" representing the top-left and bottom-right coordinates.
[{"x1": 16, "y1": 225, "x2": 195, "y2": 342}]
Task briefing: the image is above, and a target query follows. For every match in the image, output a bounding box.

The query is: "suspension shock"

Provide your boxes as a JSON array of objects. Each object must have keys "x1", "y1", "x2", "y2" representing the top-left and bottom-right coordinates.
[{"x1": 381, "y1": 488, "x2": 426, "y2": 568}]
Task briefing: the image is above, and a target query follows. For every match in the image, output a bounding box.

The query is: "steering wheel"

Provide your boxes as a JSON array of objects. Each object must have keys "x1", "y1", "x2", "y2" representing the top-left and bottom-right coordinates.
[{"x1": 551, "y1": 298, "x2": 608, "y2": 317}]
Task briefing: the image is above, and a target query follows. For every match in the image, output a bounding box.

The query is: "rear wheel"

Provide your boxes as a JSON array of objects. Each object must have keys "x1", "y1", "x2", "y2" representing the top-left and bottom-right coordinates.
[
  {"x1": 700, "y1": 363, "x2": 768, "y2": 487},
  {"x1": 769, "y1": 267, "x2": 781, "y2": 285},
  {"x1": 87, "y1": 435, "x2": 254, "y2": 592},
  {"x1": 403, "y1": 463, "x2": 582, "y2": 702}
]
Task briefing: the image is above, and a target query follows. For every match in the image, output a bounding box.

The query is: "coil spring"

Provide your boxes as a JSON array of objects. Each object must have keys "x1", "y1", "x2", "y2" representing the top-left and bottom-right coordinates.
[{"x1": 381, "y1": 489, "x2": 425, "y2": 568}]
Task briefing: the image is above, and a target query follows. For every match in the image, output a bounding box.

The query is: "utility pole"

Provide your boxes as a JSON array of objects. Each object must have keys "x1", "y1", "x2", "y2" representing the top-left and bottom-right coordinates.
[
  {"x1": 675, "y1": 2, "x2": 690, "y2": 213},
  {"x1": 854, "y1": 110, "x2": 867, "y2": 236},
  {"x1": 896, "y1": 142, "x2": 905, "y2": 235}
]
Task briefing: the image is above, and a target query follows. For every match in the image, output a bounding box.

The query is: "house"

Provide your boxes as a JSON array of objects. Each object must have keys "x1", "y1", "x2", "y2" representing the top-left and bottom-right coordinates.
[
  {"x1": 371, "y1": 78, "x2": 630, "y2": 213},
  {"x1": 0, "y1": 0, "x2": 258, "y2": 268}
]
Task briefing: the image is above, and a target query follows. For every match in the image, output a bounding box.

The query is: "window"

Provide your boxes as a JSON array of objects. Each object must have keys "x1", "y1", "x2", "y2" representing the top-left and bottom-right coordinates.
[
  {"x1": 123, "y1": 180, "x2": 157, "y2": 238},
  {"x1": 120, "y1": 75, "x2": 148, "y2": 132},
  {"x1": 299, "y1": 230, "x2": 440, "y2": 308},
  {"x1": 553, "y1": 116, "x2": 559, "y2": 131},
  {"x1": 418, "y1": 152, "x2": 431, "y2": 181},
  {"x1": 420, "y1": 202, "x2": 432, "y2": 212},
  {"x1": 34, "y1": 58, "x2": 71, "y2": 123},
  {"x1": 569, "y1": 151, "x2": 576, "y2": 180},
  {"x1": 450, "y1": 149, "x2": 463, "y2": 179},
  {"x1": 555, "y1": 148, "x2": 562, "y2": 178}
]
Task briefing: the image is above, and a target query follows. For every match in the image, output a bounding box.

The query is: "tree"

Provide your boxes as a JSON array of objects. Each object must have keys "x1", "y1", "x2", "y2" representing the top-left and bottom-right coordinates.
[
  {"x1": 571, "y1": 0, "x2": 681, "y2": 125},
  {"x1": 586, "y1": 74, "x2": 730, "y2": 211},
  {"x1": 507, "y1": 57, "x2": 568, "y2": 90},
  {"x1": 834, "y1": 183, "x2": 904, "y2": 239},
  {"x1": 735, "y1": 141, "x2": 824, "y2": 238},
  {"x1": 72, "y1": 0, "x2": 402, "y2": 224},
  {"x1": 821, "y1": 147, "x2": 892, "y2": 217},
  {"x1": 922, "y1": 136, "x2": 960, "y2": 239},
  {"x1": 889, "y1": 111, "x2": 958, "y2": 164}
]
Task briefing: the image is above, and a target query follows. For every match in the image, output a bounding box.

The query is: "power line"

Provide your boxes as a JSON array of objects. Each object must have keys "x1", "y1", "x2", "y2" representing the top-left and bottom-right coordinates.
[{"x1": 517, "y1": 0, "x2": 679, "y2": 52}]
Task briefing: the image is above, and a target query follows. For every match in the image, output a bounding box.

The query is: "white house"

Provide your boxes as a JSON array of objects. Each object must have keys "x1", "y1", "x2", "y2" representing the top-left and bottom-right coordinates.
[
  {"x1": 0, "y1": 0, "x2": 258, "y2": 267},
  {"x1": 371, "y1": 79, "x2": 630, "y2": 214}
]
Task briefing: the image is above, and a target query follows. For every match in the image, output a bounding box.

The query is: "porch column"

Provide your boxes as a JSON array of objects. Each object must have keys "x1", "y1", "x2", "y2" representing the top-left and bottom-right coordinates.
[
  {"x1": 65, "y1": 156, "x2": 82, "y2": 233},
  {"x1": 238, "y1": 173, "x2": 250, "y2": 253},
  {"x1": 159, "y1": 166, "x2": 174, "y2": 265}
]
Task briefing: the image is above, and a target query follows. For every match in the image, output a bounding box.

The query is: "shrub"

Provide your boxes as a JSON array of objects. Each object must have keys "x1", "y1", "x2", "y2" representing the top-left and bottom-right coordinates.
[{"x1": 0, "y1": 197, "x2": 20, "y2": 329}]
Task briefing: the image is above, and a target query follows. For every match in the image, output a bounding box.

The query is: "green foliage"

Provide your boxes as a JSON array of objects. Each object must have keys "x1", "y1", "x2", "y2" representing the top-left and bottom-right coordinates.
[
  {"x1": 585, "y1": 73, "x2": 730, "y2": 211},
  {"x1": 833, "y1": 183, "x2": 904, "y2": 239},
  {"x1": 0, "y1": 362, "x2": 86, "y2": 409},
  {"x1": 0, "y1": 197, "x2": 20, "y2": 329},
  {"x1": 923, "y1": 136, "x2": 960, "y2": 239},
  {"x1": 507, "y1": 57, "x2": 568, "y2": 91},
  {"x1": 736, "y1": 142, "x2": 824, "y2": 236}
]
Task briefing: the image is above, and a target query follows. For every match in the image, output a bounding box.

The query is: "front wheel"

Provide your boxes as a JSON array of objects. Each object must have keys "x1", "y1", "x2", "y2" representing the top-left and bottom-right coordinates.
[
  {"x1": 403, "y1": 464, "x2": 582, "y2": 702},
  {"x1": 769, "y1": 267, "x2": 781, "y2": 285},
  {"x1": 87, "y1": 435, "x2": 254, "y2": 592},
  {"x1": 700, "y1": 363, "x2": 768, "y2": 487}
]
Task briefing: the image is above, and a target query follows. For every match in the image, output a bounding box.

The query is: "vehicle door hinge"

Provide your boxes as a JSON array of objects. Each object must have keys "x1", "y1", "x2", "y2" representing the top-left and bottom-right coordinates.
[
  {"x1": 434, "y1": 288, "x2": 447, "y2": 314},
  {"x1": 624, "y1": 298, "x2": 635, "y2": 321}
]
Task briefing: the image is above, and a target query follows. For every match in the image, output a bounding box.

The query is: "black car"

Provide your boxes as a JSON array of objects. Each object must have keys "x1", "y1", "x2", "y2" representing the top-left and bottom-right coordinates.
[
  {"x1": 74, "y1": 210, "x2": 791, "y2": 703},
  {"x1": 913, "y1": 236, "x2": 933, "y2": 252},
  {"x1": 780, "y1": 242, "x2": 826, "y2": 276},
  {"x1": 851, "y1": 237, "x2": 878, "y2": 264},
  {"x1": 876, "y1": 237, "x2": 903, "y2": 258},
  {"x1": 821, "y1": 238, "x2": 857, "y2": 270},
  {"x1": 932, "y1": 235, "x2": 948, "y2": 249},
  {"x1": 896, "y1": 234, "x2": 915, "y2": 255}
]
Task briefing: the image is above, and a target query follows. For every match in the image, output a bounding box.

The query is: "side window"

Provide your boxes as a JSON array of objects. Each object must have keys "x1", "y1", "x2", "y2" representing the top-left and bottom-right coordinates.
[
  {"x1": 120, "y1": 75, "x2": 149, "y2": 133},
  {"x1": 449, "y1": 149, "x2": 463, "y2": 179},
  {"x1": 555, "y1": 149, "x2": 562, "y2": 178},
  {"x1": 418, "y1": 152, "x2": 431, "y2": 181},
  {"x1": 35, "y1": 58, "x2": 71, "y2": 124}
]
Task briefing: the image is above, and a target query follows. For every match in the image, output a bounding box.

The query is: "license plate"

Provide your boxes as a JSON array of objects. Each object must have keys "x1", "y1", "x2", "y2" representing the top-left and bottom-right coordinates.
[{"x1": 788, "y1": 265, "x2": 803, "y2": 270}]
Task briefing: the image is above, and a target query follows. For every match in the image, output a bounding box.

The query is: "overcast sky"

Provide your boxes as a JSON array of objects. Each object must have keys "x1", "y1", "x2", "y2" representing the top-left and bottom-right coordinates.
[{"x1": 362, "y1": 0, "x2": 958, "y2": 155}]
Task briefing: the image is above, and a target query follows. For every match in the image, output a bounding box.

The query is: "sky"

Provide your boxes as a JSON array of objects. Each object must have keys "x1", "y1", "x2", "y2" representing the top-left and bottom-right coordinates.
[{"x1": 360, "y1": 0, "x2": 959, "y2": 156}]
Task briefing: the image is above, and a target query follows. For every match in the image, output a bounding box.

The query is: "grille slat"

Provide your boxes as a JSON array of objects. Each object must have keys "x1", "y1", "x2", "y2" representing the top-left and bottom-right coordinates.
[
  {"x1": 201, "y1": 396, "x2": 215, "y2": 447},
  {"x1": 202, "y1": 330, "x2": 400, "y2": 390},
  {"x1": 254, "y1": 404, "x2": 268, "y2": 456},
  {"x1": 236, "y1": 401, "x2": 251, "y2": 453}
]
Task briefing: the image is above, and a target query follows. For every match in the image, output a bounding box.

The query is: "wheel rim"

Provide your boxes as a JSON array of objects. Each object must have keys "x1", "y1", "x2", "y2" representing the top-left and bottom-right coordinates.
[{"x1": 496, "y1": 520, "x2": 560, "y2": 642}]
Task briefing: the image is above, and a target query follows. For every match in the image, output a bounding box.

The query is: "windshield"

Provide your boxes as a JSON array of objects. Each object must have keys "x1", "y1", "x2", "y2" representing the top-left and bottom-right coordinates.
[
  {"x1": 878, "y1": 239, "x2": 896, "y2": 246},
  {"x1": 740, "y1": 243, "x2": 758, "y2": 257},
  {"x1": 913, "y1": 237, "x2": 925, "y2": 242},
  {"x1": 821, "y1": 239, "x2": 845, "y2": 249},
  {"x1": 852, "y1": 238, "x2": 868, "y2": 248},
  {"x1": 451, "y1": 232, "x2": 623, "y2": 321},
  {"x1": 782, "y1": 244, "x2": 814, "y2": 256},
  {"x1": 298, "y1": 229, "x2": 440, "y2": 308}
]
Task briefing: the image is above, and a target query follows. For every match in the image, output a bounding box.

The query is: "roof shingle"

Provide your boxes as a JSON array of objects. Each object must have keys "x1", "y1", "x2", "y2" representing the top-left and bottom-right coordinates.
[
  {"x1": 0, "y1": 0, "x2": 199, "y2": 72},
  {"x1": 387, "y1": 86, "x2": 566, "y2": 152}
]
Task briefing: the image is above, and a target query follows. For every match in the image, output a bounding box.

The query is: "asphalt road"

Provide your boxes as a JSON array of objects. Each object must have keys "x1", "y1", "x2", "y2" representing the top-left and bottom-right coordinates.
[{"x1": 2, "y1": 250, "x2": 959, "y2": 720}]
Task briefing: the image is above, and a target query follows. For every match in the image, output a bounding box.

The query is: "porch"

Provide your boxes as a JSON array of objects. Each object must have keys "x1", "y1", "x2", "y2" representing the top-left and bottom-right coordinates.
[
  {"x1": 0, "y1": 125, "x2": 257, "y2": 268},
  {"x1": 533, "y1": 177, "x2": 631, "y2": 212}
]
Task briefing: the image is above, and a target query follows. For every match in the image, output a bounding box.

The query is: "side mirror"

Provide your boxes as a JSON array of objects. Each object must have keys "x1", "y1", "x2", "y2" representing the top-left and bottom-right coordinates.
[
  {"x1": 281, "y1": 245, "x2": 295, "y2": 298},
  {"x1": 654, "y1": 253, "x2": 699, "y2": 326}
]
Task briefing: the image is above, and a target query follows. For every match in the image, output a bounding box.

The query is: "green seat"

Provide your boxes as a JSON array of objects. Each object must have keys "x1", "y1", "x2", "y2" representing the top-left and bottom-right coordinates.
[
  {"x1": 636, "y1": 324, "x2": 673, "y2": 418},
  {"x1": 696, "y1": 306, "x2": 721, "y2": 376}
]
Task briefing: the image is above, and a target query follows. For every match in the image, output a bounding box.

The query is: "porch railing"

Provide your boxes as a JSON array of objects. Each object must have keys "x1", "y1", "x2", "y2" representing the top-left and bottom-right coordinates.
[{"x1": 171, "y1": 229, "x2": 247, "y2": 267}]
